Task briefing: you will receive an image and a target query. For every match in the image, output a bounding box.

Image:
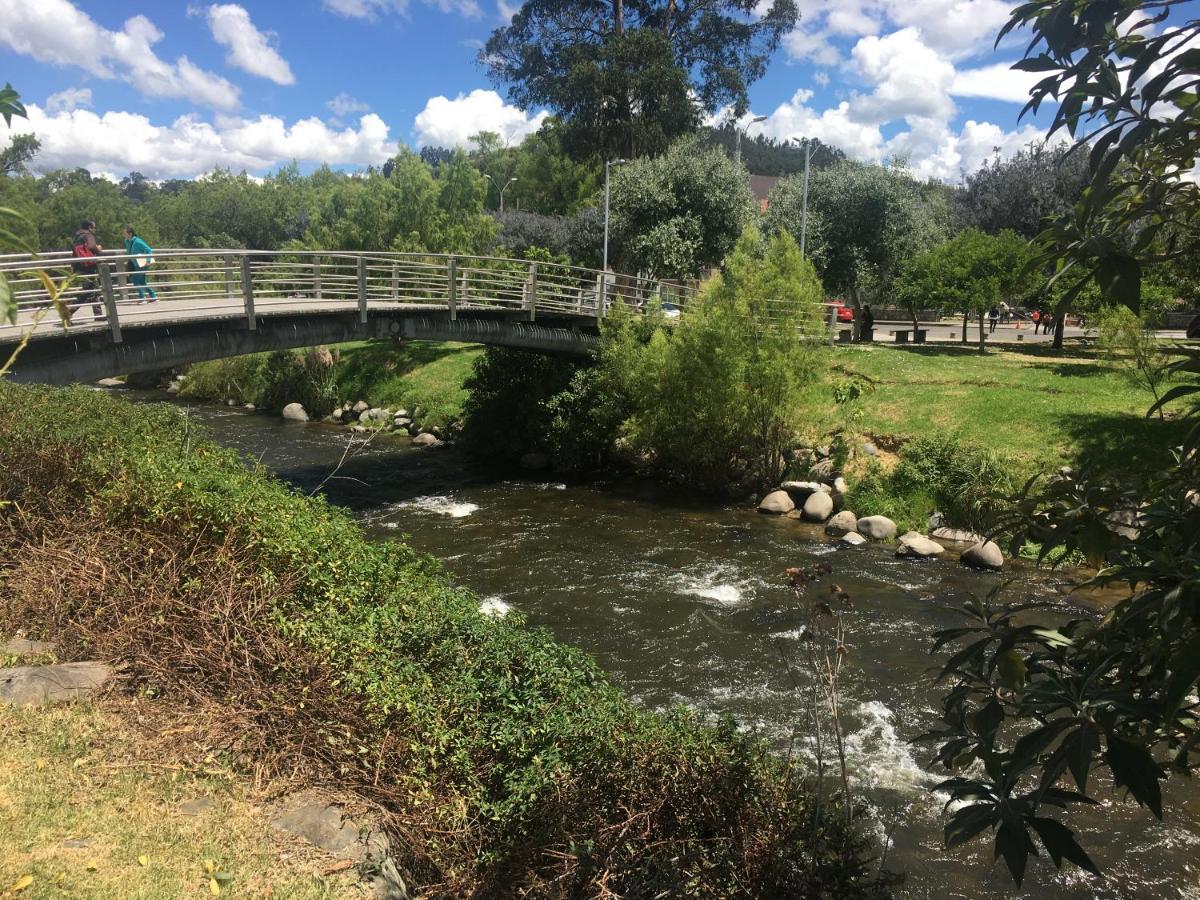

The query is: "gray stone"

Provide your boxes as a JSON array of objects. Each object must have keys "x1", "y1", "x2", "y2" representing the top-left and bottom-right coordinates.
[
  {"x1": 350, "y1": 425, "x2": 368, "y2": 433},
  {"x1": 825, "y1": 510, "x2": 858, "y2": 536},
  {"x1": 807, "y1": 458, "x2": 835, "y2": 481},
  {"x1": 780, "y1": 480, "x2": 829, "y2": 501},
  {"x1": 371, "y1": 858, "x2": 411, "y2": 900},
  {"x1": 329, "y1": 409, "x2": 343, "y2": 423},
  {"x1": 803, "y1": 491, "x2": 834, "y2": 522},
  {"x1": 362, "y1": 408, "x2": 392, "y2": 423},
  {"x1": 896, "y1": 534, "x2": 945, "y2": 559},
  {"x1": 832, "y1": 476, "x2": 848, "y2": 500},
  {"x1": 243, "y1": 403, "x2": 256, "y2": 411},
  {"x1": 927, "y1": 510, "x2": 946, "y2": 530},
  {"x1": 352, "y1": 400, "x2": 370, "y2": 415},
  {"x1": 960, "y1": 541, "x2": 1004, "y2": 571},
  {"x1": 840, "y1": 531, "x2": 867, "y2": 546},
  {"x1": 758, "y1": 490, "x2": 795, "y2": 515},
  {"x1": 393, "y1": 417, "x2": 412, "y2": 429},
  {"x1": 814, "y1": 445, "x2": 831, "y2": 459},
  {"x1": 931, "y1": 526, "x2": 985, "y2": 544},
  {"x1": 96, "y1": 378, "x2": 124, "y2": 388},
  {"x1": 857, "y1": 515, "x2": 897, "y2": 541},
  {"x1": 1105, "y1": 508, "x2": 1141, "y2": 540},
  {"x1": 520, "y1": 451, "x2": 550, "y2": 471},
  {"x1": 1, "y1": 638, "x2": 55, "y2": 657},
  {"x1": 271, "y1": 791, "x2": 392, "y2": 866},
  {"x1": 0, "y1": 662, "x2": 112, "y2": 707},
  {"x1": 394, "y1": 409, "x2": 409, "y2": 419},
  {"x1": 412, "y1": 433, "x2": 441, "y2": 448},
  {"x1": 862, "y1": 442, "x2": 878, "y2": 456},
  {"x1": 179, "y1": 797, "x2": 217, "y2": 817},
  {"x1": 281, "y1": 403, "x2": 308, "y2": 422}
]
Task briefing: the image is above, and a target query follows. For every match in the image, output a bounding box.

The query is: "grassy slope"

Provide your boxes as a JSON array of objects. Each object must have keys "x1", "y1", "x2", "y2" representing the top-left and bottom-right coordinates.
[
  {"x1": 829, "y1": 343, "x2": 1193, "y2": 474},
  {"x1": 0, "y1": 701, "x2": 357, "y2": 900},
  {"x1": 331, "y1": 341, "x2": 482, "y2": 426}
]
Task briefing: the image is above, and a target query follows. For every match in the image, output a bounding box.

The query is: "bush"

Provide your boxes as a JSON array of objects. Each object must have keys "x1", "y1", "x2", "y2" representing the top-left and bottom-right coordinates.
[
  {"x1": 0, "y1": 383, "x2": 888, "y2": 897},
  {"x1": 181, "y1": 348, "x2": 337, "y2": 417}
]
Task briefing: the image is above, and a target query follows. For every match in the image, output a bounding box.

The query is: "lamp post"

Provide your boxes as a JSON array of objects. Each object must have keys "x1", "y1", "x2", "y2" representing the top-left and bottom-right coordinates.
[
  {"x1": 602, "y1": 158, "x2": 626, "y2": 316},
  {"x1": 735, "y1": 114, "x2": 768, "y2": 165},
  {"x1": 482, "y1": 174, "x2": 518, "y2": 213},
  {"x1": 792, "y1": 137, "x2": 813, "y2": 257}
]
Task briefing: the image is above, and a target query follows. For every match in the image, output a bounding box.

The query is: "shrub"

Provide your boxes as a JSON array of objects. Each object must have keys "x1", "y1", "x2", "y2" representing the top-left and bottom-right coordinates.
[
  {"x1": 0, "y1": 382, "x2": 888, "y2": 897},
  {"x1": 181, "y1": 348, "x2": 338, "y2": 417}
]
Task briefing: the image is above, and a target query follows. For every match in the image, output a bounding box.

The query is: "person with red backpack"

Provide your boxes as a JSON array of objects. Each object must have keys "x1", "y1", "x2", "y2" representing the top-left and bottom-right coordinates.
[{"x1": 70, "y1": 219, "x2": 104, "y2": 323}]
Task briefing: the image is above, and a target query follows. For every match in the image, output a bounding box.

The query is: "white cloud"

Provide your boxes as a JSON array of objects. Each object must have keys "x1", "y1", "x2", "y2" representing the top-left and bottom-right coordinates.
[
  {"x1": 850, "y1": 28, "x2": 956, "y2": 124},
  {"x1": 880, "y1": 0, "x2": 1013, "y2": 58},
  {"x1": 757, "y1": 90, "x2": 887, "y2": 162},
  {"x1": 413, "y1": 89, "x2": 548, "y2": 148},
  {"x1": 951, "y1": 62, "x2": 1041, "y2": 104},
  {"x1": 497, "y1": 0, "x2": 521, "y2": 21},
  {"x1": 0, "y1": 105, "x2": 398, "y2": 179},
  {"x1": 323, "y1": 0, "x2": 482, "y2": 19},
  {"x1": 327, "y1": 93, "x2": 371, "y2": 117},
  {"x1": 814, "y1": 71, "x2": 830, "y2": 87},
  {"x1": 0, "y1": 0, "x2": 240, "y2": 110},
  {"x1": 45, "y1": 87, "x2": 92, "y2": 114},
  {"x1": 204, "y1": 4, "x2": 295, "y2": 86},
  {"x1": 783, "y1": 26, "x2": 842, "y2": 67}
]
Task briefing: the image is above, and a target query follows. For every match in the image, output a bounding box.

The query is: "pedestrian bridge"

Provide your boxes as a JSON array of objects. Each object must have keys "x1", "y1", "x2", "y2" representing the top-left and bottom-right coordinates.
[{"x1": 0, "y1": 249, "x2": 698, "y2": 385}]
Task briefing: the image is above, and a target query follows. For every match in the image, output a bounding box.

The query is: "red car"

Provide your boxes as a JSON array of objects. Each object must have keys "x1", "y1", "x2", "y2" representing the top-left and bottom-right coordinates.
[{"x1": 828, "y1": 300, "x2": 854, "y2": 323}]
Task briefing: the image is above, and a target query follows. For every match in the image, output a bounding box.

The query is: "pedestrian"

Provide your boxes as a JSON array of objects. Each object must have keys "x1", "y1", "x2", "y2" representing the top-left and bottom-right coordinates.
[
  {"x1": 70, "y1": 219, "x2": 104, "y2": 323},
  {"x1": 123, "y1": 227, "x2": 157, "y2": 302},
  {"x1": 1031, "y1": 309, "x2": 1042, "y2": 334},
  {"x1": 988, "y1": 305, "x2": 999, "y2": 334}
]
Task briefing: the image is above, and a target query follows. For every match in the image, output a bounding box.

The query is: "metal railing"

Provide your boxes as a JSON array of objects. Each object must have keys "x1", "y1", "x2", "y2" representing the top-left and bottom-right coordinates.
[{"x1": 0, "y1": 249, "x2": 703, "y2": 344}]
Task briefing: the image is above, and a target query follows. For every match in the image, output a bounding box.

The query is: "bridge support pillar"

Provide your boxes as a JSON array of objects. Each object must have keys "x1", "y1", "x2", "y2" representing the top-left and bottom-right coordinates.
[
  {"x1": 240, "y1": 256, "x2": 256, "y2": 331},
  {"x1": 98, "y1": 262, "x2": 122, "y2": 344}
]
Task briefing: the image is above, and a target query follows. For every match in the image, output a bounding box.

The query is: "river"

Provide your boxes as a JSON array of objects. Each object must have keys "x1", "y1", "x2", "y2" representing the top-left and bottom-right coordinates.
[{"x1": 171, "y1": 399, "x2": 1200, "y2": 899}]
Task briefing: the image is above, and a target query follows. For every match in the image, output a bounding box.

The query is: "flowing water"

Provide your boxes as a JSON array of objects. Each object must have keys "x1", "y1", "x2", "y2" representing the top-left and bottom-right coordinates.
[{"x1": 167, "y1": 399, "x2": 1200, "y2": 899}]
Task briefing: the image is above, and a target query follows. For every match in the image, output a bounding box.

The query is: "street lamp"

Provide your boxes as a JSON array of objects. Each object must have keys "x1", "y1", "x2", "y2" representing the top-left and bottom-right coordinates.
[
  {"x1": 735, "y1": 114, "x2": 768, "y2": 166},
  {"x1": 482, "y1": 175, "x2": 518, "y2": 213},
  {"x1": 792, "y1": 137, "x2": 813, "y2": 258},
  {"x1": 602, "y1": 158, "x2": 627, "y2": 316}
]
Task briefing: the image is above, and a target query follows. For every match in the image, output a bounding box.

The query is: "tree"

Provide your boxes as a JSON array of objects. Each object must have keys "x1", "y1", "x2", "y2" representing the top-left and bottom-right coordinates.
[
  {"x1": 482, "y1": 0, "x2": 798, "y2": 160},
  {"x1": 0, "y1": 133, "x2": 39, "y2": 176},
  {"x1": 703, "y1": 126, "x2": 845, "y2": 175},
  {"x1": 956, "y1": 142, "x2": 1089, "y2": 239},
  {"x1": 789, "y1": 161, "x2": 949, "y2": 335},
  {"x1": 923, "y1": 1, "x2": 1200, "y2": 885},
  {"x1": 609, "y1": 136, "x2": 754, "y2": 278}
]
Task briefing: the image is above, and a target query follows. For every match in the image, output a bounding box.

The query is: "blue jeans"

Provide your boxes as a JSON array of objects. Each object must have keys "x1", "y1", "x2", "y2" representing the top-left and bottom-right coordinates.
[{"x1": 131, "y1": 270, "x2": 156, "y2": 300}]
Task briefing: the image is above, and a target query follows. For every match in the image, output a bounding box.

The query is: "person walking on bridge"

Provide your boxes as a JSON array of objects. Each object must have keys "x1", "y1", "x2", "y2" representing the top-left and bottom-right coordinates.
[
  {"x1": 123, "y1": 227, "x2": 157, "y2": 302},
  {"x1": 70, "y1": 219, "x2": 104, "y2": 323}
]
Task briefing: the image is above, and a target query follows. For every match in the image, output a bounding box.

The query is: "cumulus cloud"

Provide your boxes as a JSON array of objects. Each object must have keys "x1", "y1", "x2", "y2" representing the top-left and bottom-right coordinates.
[
  {"x1": 323, "y1": 0, "x2": 482, "y2": 19},
  {"x1": 203, "y1": 4, "x2": 295, "y2": 85},
  {"x1": 0, "y1": 105, "x2": 398, "y2": 179},
  {"x1": 45, "y1": 87, "x2": 92, "y2": 114},
  {"x1": 881, "y1": 0, "x2": 1013, "y2": 58},
  {"x1": 0, "y1": 0, "x2": 240, "y2": 110},
  {"x1": 849, "y1": 27, "x2": 956, "y2": 124},
  {"x1": 327, "y1": 93, "x2": 371, "y2": 117},
  {"x1": 951, "y1": 62, "x2": 1041, "y2": 104},
  {"x1": 413, "y1": 89, "x2": 548, "y2": 148}
]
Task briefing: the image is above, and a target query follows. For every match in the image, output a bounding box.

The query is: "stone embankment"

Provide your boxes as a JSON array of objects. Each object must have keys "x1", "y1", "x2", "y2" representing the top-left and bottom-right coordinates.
[
  {"x1": 757, "y1": 447, "x2": 1006, "y2": 570},
  {"x1": 275, "y1": 399, "x2": 456, "y2": 449}
]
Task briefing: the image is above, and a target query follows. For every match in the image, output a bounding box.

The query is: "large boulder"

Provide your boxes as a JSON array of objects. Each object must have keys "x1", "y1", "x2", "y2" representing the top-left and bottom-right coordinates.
[
  {"x1": 758, "y1": 490, "x2": 795, "y2": 515},
  {"x1": 0, "y1": 638, "x2": 55, "y2": 657},
  {"x1": 351, "y1": 400, "x2": 370, "y2": 415},
  {"x1": 807, "y1": 458, "x2": 836, "y2": 481},
  {"x1": 781, "y1": 481, "x2": 830, "y2": 501},
  {"x1": 840, "y1": 531, "x2": 867, "y2": 547},
  {"x1": 0, "y1": 662, "x2": 112, "y2": 706},
  {"x1": 896, "y1": 534, "x2": 945, "y2": 558},
  {"x1": 803, "y1": 491, "x2": 834, "y2": 522},
  {"x1": 361, "y1": 407, "x2": 392, "y2": 423},
  {"x1": 831, "y1": 476, "x2": 848, "y2": 510},
  {"x1": 931, "y1": 526, "x2": 985, "y2": 544},
  {"x1": 412, "y1": 433, "x2": 441, "y2": 448},
  {"x1": 824, "y1": 510, "x2": 858, "y2": 536},
  {"x1": 857, "y1": 515, "x2": 897, "y2": 541},
  {"x1": 281, "y1": 403, "x2": 308, "y2": 422},
  {"x1": 960, "y1": 541, "x2": 1004, "y2": 571}
]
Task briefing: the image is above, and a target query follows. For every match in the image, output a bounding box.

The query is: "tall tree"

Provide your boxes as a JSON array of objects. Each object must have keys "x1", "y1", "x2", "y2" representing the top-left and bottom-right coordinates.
[
  {"x1": 703, "y1": 126, "x2": 845, "y2": 175},
  {"x1": 956, "y1": 142, "x2": 1089, "y2": 239},
  {"x1": 482, "y1": 0, "x2": 798, "y2": 160},
  {"x1": 0, "y1": 133, "x2": 39, "y2": 176}
]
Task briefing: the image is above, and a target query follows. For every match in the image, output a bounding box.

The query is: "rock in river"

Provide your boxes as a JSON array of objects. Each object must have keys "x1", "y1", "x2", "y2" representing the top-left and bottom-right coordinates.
[
  {"x1": 412, "y1": 433, "x2": 441, "y2": 448},
  {"x1": 896, "y1": 534, "x2": 945, "y2": 559},
  {"x1": 803, "y1": 491, "x2": 834, "y2": 522},
  {"x1": 840, "y1": 531, "x2": 867, "y2": 547},
  {"x1": 824, "y1": 510, "x2": 858, "y2": 536},
  {"x1": 281, "y1": 403, "x2": 308, "y2": 422},
  {"x1": 960, "y1": 541, "x2": 1004, "y2": 571},
  {"x1": 758, "y1": 490, "x2": 795, "y2": 515},
  {"x1": 857, "y1": 515, "x2": 897, "y2": 541}
]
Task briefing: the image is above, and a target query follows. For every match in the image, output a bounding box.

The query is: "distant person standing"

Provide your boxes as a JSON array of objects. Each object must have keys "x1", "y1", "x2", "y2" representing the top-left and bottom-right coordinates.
[
  {"x1": 70, "y1": 219, "x2": 104, "y2": 322},
  {"x1": 123, "y1": 227, "x2": 157, "y2": 302},
  {"x1": 1032, "y1": 309, "x2": 1042, "y2": 334},
  {"x1": 988, "y1": 306, "x2": 999, "y2": 333}
]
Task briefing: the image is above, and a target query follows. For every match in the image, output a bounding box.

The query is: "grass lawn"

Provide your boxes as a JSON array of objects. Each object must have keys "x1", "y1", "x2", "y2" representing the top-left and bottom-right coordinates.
[
  {"x1": 827, "y1": 341, "x2": 1195, "y2": 475},
  {"x1": 331, "y1": 340, "x2": 482, "y2": 426},
  {"x1": 0, "y1": 700, "x2": 358, "y2": 900}
]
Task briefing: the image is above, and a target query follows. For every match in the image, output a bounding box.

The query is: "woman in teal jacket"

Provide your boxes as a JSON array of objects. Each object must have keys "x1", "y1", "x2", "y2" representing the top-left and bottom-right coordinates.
[{"x1": 123, "y1": 227, "x2": 157, "y2": 302}]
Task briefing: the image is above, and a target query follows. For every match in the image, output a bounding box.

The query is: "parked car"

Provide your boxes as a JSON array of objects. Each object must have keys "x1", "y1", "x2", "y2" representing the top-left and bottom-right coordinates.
[{"x1": 828, "y1": 300, "x2": 854, "y2": 323}]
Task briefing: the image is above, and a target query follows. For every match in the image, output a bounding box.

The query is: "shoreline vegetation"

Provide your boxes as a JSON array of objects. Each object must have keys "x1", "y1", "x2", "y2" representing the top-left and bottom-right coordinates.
[{"x1": 0, "y1": 382, "x2": 893, "y2": 898}]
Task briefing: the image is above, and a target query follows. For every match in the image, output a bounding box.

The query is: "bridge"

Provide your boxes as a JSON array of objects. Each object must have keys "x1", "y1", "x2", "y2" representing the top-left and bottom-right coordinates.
[{"x1": 0, "y1": 249, "x2": 698, "y2": 385}]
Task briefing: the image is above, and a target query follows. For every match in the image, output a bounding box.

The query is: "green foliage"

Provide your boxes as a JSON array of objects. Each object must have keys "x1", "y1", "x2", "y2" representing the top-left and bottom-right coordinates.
[
  {"x1": 0, "y1": 382, "x2": 884, "y2": 895},
  {"x1": 178, "y1": 354, "x2": 270, "y2": 406},
  {"x1": 610, "y1": 137, "x2": 756, "y2": 278},
  {"x1": 0, "y1": 83, "x2": 25, "y2": 126},
  {"x1": 482, "y1": 0, "x2": 797, "y2": 160},
  {"x1": 180, "y1": 348, "x2": 336, "y2": 417},
  {"x1": 603, "y1": 228, "x2": 825, "y2": 491},
  {"x1": 0, "y1": 133, "x2": 40, "y2": 177},
  {"x1": 702, "y1": 126, "x2": 845, "y2": 175},
  {"x1": 1096, "y1": 305, "x2": 1176, "y2": 415},
  {"x1": 955, "y1": 142, "x2": 1090, "y2": 239}
]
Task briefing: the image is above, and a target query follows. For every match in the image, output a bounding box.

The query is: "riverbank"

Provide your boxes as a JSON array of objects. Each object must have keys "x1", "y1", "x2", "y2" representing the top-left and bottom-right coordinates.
[{"x1": 0, "y1": 383, "x2": 889, "y2": 898}]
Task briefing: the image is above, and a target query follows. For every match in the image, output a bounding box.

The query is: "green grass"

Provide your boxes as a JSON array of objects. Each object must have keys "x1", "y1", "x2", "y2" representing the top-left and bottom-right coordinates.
[
  {"x1": 827, "y1": 342, "x2": 1194, "y2": 475},
  {"x1": 331, "y1": 340, "x2": 482, "y2": 426}
]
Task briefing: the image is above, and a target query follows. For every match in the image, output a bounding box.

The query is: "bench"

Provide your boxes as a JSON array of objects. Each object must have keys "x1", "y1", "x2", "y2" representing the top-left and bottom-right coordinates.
[{"x1": 893, "y1": 329, "x2": 928, "y2": 344}]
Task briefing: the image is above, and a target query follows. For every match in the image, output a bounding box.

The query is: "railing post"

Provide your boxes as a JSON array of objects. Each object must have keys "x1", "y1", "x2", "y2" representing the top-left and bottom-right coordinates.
[
  {"x1": 223, "y1": 254, "x2": 234, "y2": 298},
  {"x1": 526, "y1": 262, "x2": 537, "y2": 322},
  {"x1": 357, "y1": 256, "x2": 368, "y2": 323},
  {"x1": 390, "y1": 262, "x2": 399, "y2": 301},
  {"x1": 98, "y1": 261, "x2": 122, "y2": 343},
  {"x1": 447, "y1": 257, "x2": 457, "y2": 321},
  {"x1": 313, "y1": 256, "x2": 322, "y2": 299},
  {"x1": 240, "y1": 255, "x2": 256, "y2": 330},
  {"x1": 596, "y1": 273, "x2": 606, "y2": 322}
]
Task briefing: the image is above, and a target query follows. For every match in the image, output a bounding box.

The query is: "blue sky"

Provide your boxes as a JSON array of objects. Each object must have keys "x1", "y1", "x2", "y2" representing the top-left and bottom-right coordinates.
[{"x1": 0, "y1": 1, "x2": 1052, "y2": 182}]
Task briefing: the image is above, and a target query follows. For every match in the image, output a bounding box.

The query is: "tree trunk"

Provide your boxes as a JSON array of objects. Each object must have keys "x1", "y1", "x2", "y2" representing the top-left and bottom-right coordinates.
[
  {"x1": 961, "y1": 310, "x2": 968, "y2": 343},
  {"x1": 613, "y1": 0, "x2": 624, "y2": 34},
  {"x1": 1052, "y1": 314, "x2": 1065, "y2": 349},
  {"x1": 850, "y1": 285, "x2": 862, "y2": 341},
  {"x1": 978, "y1": 309, "x2": 985, "y2": 353},
  {"x1": 665, "y1": 0, "x2": 675, "y2": 33},
  {"x1": 911, "y1": 307, "x2": 920, "y2": 333}
]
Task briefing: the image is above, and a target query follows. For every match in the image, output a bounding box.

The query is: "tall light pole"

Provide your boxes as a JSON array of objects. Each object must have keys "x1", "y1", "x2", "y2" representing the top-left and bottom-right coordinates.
[
  {"x1": 499, "y1": 176, "x2": 516, "y2": 213},
  {"x1": 602, "y1": 158, "x2": 626, "y2": 316},
  {"x1": 793, "y1": 137, "x2": 813, "y2": 257},
  {"x1": 735, "y1": 114, "x2": 768, "y2": 165}
]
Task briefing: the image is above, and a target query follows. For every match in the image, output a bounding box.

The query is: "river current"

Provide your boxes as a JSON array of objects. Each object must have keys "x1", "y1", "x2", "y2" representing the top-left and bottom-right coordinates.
[{"x1": 167, "y1": 399, "x2": 1199, "y2": 899}]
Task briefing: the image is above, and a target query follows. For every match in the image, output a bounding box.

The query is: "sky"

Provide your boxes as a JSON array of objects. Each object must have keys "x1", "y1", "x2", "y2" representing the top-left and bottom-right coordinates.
[{"x1": 0, "y1": 0, "x2": 1056, "y2": 184}]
